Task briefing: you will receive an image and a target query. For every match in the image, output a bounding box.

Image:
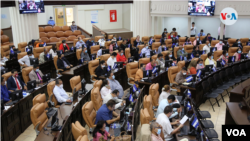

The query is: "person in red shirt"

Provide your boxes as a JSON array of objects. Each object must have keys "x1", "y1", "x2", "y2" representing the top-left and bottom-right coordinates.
[
  {"x1": 59, "y1": 40, "x2": 70, "y2": 53},
  {"x1": 116, "y1": 49, "x2": 127, "y2": 66}
]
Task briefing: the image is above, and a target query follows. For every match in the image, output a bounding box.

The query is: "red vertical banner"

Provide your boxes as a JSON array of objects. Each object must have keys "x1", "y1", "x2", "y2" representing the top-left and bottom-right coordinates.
[{"x1": 110, "y1": 10, "x2": 117, "y2": 22}]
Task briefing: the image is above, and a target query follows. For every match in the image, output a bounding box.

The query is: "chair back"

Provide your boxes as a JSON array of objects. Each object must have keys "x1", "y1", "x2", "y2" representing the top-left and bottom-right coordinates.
[
  {"x1": 162, "y1": 51, "x2": 169, "y2": 59},
  {"x1": 76, "y1": 135, "x2": 89, "y2": 141},
  {"x1": 149, "y1": 83, "x2": 159, "y2": 107},
  {"x1": 213, "y1": 50, "x2": 223, "y2": 61},
  {"x1": 100, "y1": 54, "x2": 110, "y2": 65},
  {"x1": 82, "y1": 101, "x2": 96, "y2": 128},
  {"x1": 83, "y1": 38, "x2": 91, "y2": 43},
  {"x1": 228, "y1": 47, "x2": 238, "y2": 56},
  {"x1": 56, "y1": 42, "x2": 62, "y2": 50},
  {"x1": 18, "y1": 42, "x2": 28, "y2": 52},
  {"x1": 72, "y1": 121, "x2": 87, "y2": 140},
  {"x1": 243, "y1": 46, "x2": 250, "y2": 53},
  {"x1": 125, "y1": 48, "x2": 131, "y2": 59},
  {"x1": 22, "y1": 66, "x2": 33, "y2": 84},
  {"x1": 56, "y1": 31, "x2": 64, "y2": 37},
  {"x1": 179, "y1": 37, "x2": 186, "y2": 46},
  {"x1": 139, "y1": 58, "x2": 150, "y2": 68},
  {"x1": 200, "y1": 54, "x2": 207, "y2": 65},
  {"x1": 88, "y1": 60, "x2": 99, "y2": 76},
  {"x1": 152, "y1": 42, "x2": 161, "y2": 51},
  {"x1": 190, "y1": 37, "x2": 195, "y2": 42},
  {"x1": 62, "y1": 26, "x2": 70, "y2": 31},
  {"x1": 30, "y1": 103, "x2": 48, "y2": 131},
  {"x1": 47, "y1": 81, "x2": 59, "y2": 107},
  {"x1": 142, "y1": 36, "x2": 149, "y2": 44},
  {"x1": 199, "y1": 44, "x2": 206, "y2": 50},
  {"x1": 33, "y1": 47, "x2": 44, "y2": 58},
  {"x1": 108, "y1": 35, "x2": 113, "y2": 40},
  {"x1": 131, "y1": 37, "x2": 136, "y2": 47},
  {"x1": 126, "y1": 62, "x2": 138, "y2": 85},
  {"x1": 152, "y1": 54, "x2": 157, "y2": 60},
  {"x1": 184, "y1": 45, "x2": 194, "y2": 53},
  {"x1": 44, "y1": 26, "x2": 53, "y2": 32},
  {"x1": 228, "y1": 38, "x2": 237, "y2": 47},
  {"x1": 140, "y1": 109, "x2": 150, "y2": 125},
  {"x1": 117, "y1": 40, "x2": 122, "y2": 47},
  {"x1": 39, "y1": 27, "x2": 44, "y2": 32},
  {"x1": 33, "y1": 93, "x2": 48, "y2": 108},
  {"x1": 90, "y1": 45, "x2": 100, "y2": 54},
  {"x1": 174, "y1": 47, "x2": 179, "y2": 59},
  {"x1": 91, "y1": 87, "x2": 102, "y2": 111},
  {"x1": 138, "y1": 45, "x2": 144, "y2": 54},
  {"x1": 68, "y1": 35, "x2": 77, "y2": 41},
  {"x1": 73, "y1": 39, "x2": 78, "y2": 47},
  {"x1": 74, "y1": 30, "x2": 82, "y2": 36},
  {"x1": 200, "y1": 36, "x2": 206, "y2": 41},
  {"x1": 143, "y1": 95, "x2": 154, "y2": 121},
  {"x1": 168, "y1": 66, "x2": 179, "y2": 84},
  {"x1": 153, "y1": 35, "x2": 161, "y2": 42},
  {"x1": 47, "y1": 32, "x2": 56, "y2": 38},
  {"x1": 76, "y1": 49, "x2": 82, "y2": 60},
  {"x1": 41, "y1": 37, "x2": 49, "y2": 43},
  {"x1": 240, "y1": 38, "x2": 249, "y2": 46},
  {"x1": 211, "y1": 40, "x2": 219, "y2": 47},
  {"x1": 105, "y1": 41, "x2": 111, "y2": 49},
  {"x1": 95, "y1": 36, "x2": 103, "y2": 42},
  {"x1": 93, "y1": 80, "x2": 103, "y2": 89},
  {"x1": 53, "y1": 26, "x2": 61, "y2": 32},
  {"x1": 165, "y1": 39, "x2": 172, "y2": 48},
  {"x1": 1, "y1": 45, "x2": 10, "y2": 58},
  {"x1": 70, "y1": 75, "x2": 82, "y2": 93},
  {"x1": 177, "y1": 61, "x2": 185, "y2": 71}
]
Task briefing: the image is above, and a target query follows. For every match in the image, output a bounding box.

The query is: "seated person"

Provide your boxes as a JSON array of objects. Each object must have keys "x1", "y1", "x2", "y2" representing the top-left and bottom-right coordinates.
[
  {"x1": 162, "y1": 28, "x2": 168, "y2": 38},
  {"x1": 107, "y1": 72, "x2": 124, "y2": 98},
  {"x1": 95, "y1": 60, "x2": 106, "y2": 80},
  {"x1": 111, "y1": 35, "x2": 117, "y2": 41},
  {"x1": 29, "y1": 64, "x2": 44, "y2": 84},
  {"x1": 36, "y1": 39, "x2": 44, "y2": 47},
  {"x1": 197, "y1": 29, "x2": 205, "y2": 37},
  {"x1": 1, "y1": 77, "x2": 10, "y2": 103},
  {"x1": 233, "y1": 48, "x2": 242, "y2": 62},
  {"x1": 25, "y1": 41, "x2": 34, "y2": 52},
  {"x1": 193, "y1": 36, "x2": 200, "y2": 46},
  {"x1": 97, "y1": 46, "x2": 104, "y2": 58},
  {"x1": 93, "y1": 120, "x2": 115, "y2": 141},
  {"x1": 76, "y1": 37, "x2": 86, "y2": 49},
  {"x1": 202, "y1": 33, "x2": 212, "y2": 44},
  {"x1": 192, "y1": 46, "x2": 200, "y2": 58},
  {"x1": 196, "y1": 58, "x2": 205, "y2": 69},
  {"x1": 100, "y1": 79, "x2": 112, "y2": 99},
  {"x1": 151, "y1": 122, "x2": 164, "y2": 141},
  {"x1": 135, "y1": 64, "x2": 145, "y2": 82},
  {"x1": 177, "y1": 46, "x2": 188, "y2": 59},
  {"x1": 148, "y1": 36, "x2": 153, "y2": 46},
  {"x1": 120, "y1": 39, "x2": 127, "y2": 51},
  {"x1": 175, "y1": 67, "x2": 188, "y2": 84},
  {"x1": 134, "y1": 35, "x2": 141, "y2": 47},
  {"x1": 59, "y1": 40, "x2": 69, "y2": 53},
  {"x1": 141, "y1": 43, "x2": 151, "y2": 58},
  {"x1": 165, "y1": 52, "x2": 176, "y2": 61},
  {"x1": 158, "y1": 85, "x2": 171, "y2": 104},
  {"x1": 233, "y1": 39, "x2": 243, "y2": 49},
  {"x1": 57, "y1": 54, "x2": 73, "y2": 71},
  {"x1": 98, "y1": 36, "x2": 106, "y2": 47},
  {"x1": 107, "y1": 52, "x2": 117, "y2": 68},
  {"x1": 53, "y1": 79, "x2": 72, "y2": 103},
  {"x1": 203, "y1": 40, "x2": 211, "y2": 54},
  {"x1": 95, "y1": 100, "x2": 120, "y2": 127},
  {"x1": 103, "y1": 89, "x2": 124, "y2": 109},
  {"x1": 187, "y1": 60, "x2": 197, "y2": 74},
  {"x1": 7, "y1": 69, "x2": 27, "y2": 91},
  {"x1": 116, "y1": 49, "x2": 127, "y2": 66},
  {"x1": 167, "y1": 32, "x2": 175, "y2": 39},
  {"x1": 71, "y1": 21, "x2": 77, "y2": 32},
  {"x1": 205, "y1": 52, "x2": 217, "y2": 67},
  {"x1": 39, "y1": 48, "x2": 49, "y2": 64},
  {"x1": 215, "y1": 39, "x2": 224, "y2": 50},
  {"x1": 145, "y1": 58, "x2": 158, "y2": 71},
  {"x1": 80, "y1": 47, "x2": 90, "y2": 62},
  {"x1": 50, "y1": 45, "x2": 57, "y2": 58},
  {"x1": 183, "y1": 37, "x2": 192, "y2": 46},
  {"x1": 18, "y1": 51, "x2": 34, "y2": 67},
  {"x1": 156, "y1": 95, "x2": 180, "y2": 119},
  {"x1": 217, "y1": 50, "x2": 228, "y2": 64},
  {"x1": 109, "y1": 41, "x2": 116, "y2": 53},
  {"x1": 156, "y1": 53, "x2": 165, "y2": 69},
  {"x1": 158, "y1": 43, "x2": 167, "y2": 54},
  {"x1": 156, "y1": 106, "x2": 184, "y2": 141}
]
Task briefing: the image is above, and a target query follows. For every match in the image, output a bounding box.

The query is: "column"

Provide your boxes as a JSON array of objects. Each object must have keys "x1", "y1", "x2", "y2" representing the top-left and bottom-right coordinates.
[
  {"x1": 154, "y1": 16, "x2": 158, "y2": 35},
  {"x1": 131, "y1": 0, "x2": 151, "y2": 37},
  {"x1": 219, "y1": 22, "x2": 224, "y2": 40},
  {"x1": 9, "y1": 1, "x2": 39, "y2": 47},
  {"x1": 187, "y1": 17, "x2": 191, "y2": 37}
]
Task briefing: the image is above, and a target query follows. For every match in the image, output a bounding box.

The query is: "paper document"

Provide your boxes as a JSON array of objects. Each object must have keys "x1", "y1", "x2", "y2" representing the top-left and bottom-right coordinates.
[{"x1": 179, "y1": 115, "x2": 188, "y2": 125}]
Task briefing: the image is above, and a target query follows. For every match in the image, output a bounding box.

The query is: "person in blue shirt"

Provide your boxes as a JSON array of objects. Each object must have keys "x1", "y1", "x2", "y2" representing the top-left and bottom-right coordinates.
[
  {"x1": 141, "y1": 43, "x2": 151, "y2": 58},
  {"x1": 197, "y1": 29, "x2": 205, "y2": 37},
  {"x1": 95, "y1": 99, "x2": 120, "y2": 128},
  {"x1": 47, "y1": 17, "x2": 55, "y2": 26},
  {"x1": 1, "y1": 77, "x2": 11, "y2": 103}
]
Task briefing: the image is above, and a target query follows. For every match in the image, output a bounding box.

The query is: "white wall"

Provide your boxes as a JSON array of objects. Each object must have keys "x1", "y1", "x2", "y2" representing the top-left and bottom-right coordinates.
[
  {"x1": 225, "y1": 18, "x2": 250, "y2": 39},
  {"x1": 122, "y1": 4, "x2": 131, "y2": 30},
  {"x1": 37, "y1": 6, "x2": 54, "y2": 25},
  {"x1": 1, "y1": 7, "x2": 11, "y2": 28},
  {"x1": 163, "y1": 17, "x2": 189, "y2": 37}
]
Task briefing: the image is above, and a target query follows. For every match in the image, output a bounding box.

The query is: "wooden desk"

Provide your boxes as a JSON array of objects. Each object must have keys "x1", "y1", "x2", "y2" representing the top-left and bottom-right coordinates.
[
  {"x1": 230, "y1": 78, "x2": 250, "y2": 102},
  {"x1": 39, "y1": 60, "x2": 57, "y2": 78},
  {"x1": 64, "y1": 52, "x2": 78, "y2": 66},
  {"x1": 35, "y1": 89, "x2": 91, "y2": 141},
  {"x1": 225, "y1": 102, "x2": 250, "y2": 125},
  {"x1": 5, "y1": 58, "x2": 20, "y2": 72}
]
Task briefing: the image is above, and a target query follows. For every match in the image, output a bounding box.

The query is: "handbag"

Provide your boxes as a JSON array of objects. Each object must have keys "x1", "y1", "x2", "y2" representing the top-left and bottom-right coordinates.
[
  {"x1": 99, "y1": 135, "x2": 106, "y2": 141},
  {"x1": 115, "y1": 131, "x2": 131, "y2": 141}
]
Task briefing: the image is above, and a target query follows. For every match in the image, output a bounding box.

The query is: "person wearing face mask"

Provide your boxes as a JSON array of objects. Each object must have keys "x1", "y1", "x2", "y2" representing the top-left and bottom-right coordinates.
[
  {"x1": 233, "y1": 48, "x2": 242, "y2": 62},
  {"x1": 202, "y1": 33, "x2": 212, "y2": 44},
  {"x1": 203, "y1": 40, "x2": 211, "y2": 54},
  {"x1": 93, "y1": 120, "x2": 115, "y2": 141},
  {"x1": 53, "y1": 79, "x2": 72, "y2": 103},
  {"x1": 134, "y1": 35, "x2": 141, "y2": 47},
  {"x1": 7, "y1": 69, "x2": 27, "y2": 91},
  {"x1": 70, "y1": 21, "x2": 77, "y2": 32},
  {"x1": 183, "y1": 37, "x2": 192, "y2": 46},
  {"x1": 111, "y1": 35, "x2": 117, "y2": 41},
  {"x1": 36, "y1": 39, "x2": 44, "y2": 47},
  {"x1": 177, "y1": 46, "x2": 188, "y2": 59},
  {"x1": 215, "y1": 39, "x2": 225, "y2": 50},
  {"x1": 156, "y1": 53, "x2": 165, "y2": 69},
  {"x1": 98, "y1": 37, "x2": 106, "y2": 47},
  {"x1": 193, "y1": 36, "x2": 200, "y2": 46},
  {"x1": 168, "y1": 32, "x2": 175, "y2": 39},
  {"x1": 107, "y1": 52, "x2": 117, "y2": 68},
  {"x1": 76, "y1": 37, "x2": 86, "y2": 49},
  {"x1": 59, "y1": 40, "x2": 69, "y2": 53},
  {"x1": 57, "y1": 54, "x2": 73, "y2": 72},
  {"x1": 175, "y1": 67, "x2": 188, "y2": 85},
  {"x1": 217, "y1": 50, "x2": 228, "y2": 64},
  {"x1": 146, "y1": 59, "x2": 158, "y2": 71},
  {"x1": 49, "y1": 45, "x2": 57, "y2": 58},
  {"x1": 25, "y1": 41, "x2": 34, "y2": 53},
  {"x1": 205, "y1": 52, "x2": 217, "y2": 67},
  {"x1": 39, "y1": 48, "x2": 49, "y2": 64},
  {"x1": 107, "y1": 72, "x2": 124, "y2": 98},
  {"x1": 233, "y1": 39, "x2": 243, "y2": 49},
  {"x1": 135, "y1": 64, "x2": 145, "y2": 82},
  {"x1": 109, "y1": 41, "x2": 116, "y2": 53},
  {"x1": 162, "y1": 28, "x2": 168, "y2": 38},
  {"x1": 197, "y1": 29, "x2": 205, "y2": 37},
  {"x1": 190, "y1": 22, "x2": 196, "y2": 37},
  {"x1": 187, "y1": 60, "x2": 197, "y2": 75},
  {"x1": 18, "y1": 51, "x2": 34, "y2": 68},
  {"x1": 116, "y1": 49, "x2": 127, "y2": 66},
  {"x1": 151, "y1": 122, "x2": 164, "y2": 141},
  {"x1": 100, "y1": 80, "x2": 112, "y2": 99},
  {"x1": 103, "y1": 89, "x2": 125, "y2": 109},
  {"x1": 165, "y1": 52, "x2": 176, "y2": 61},
  {"x1": 192, "y1": 46, "x2": 200, "y2": 58},
  {"x1": 196, "y1": 58, "x2": 204, "y2": 69},
  {"x1": 158, "y1": 42, "x2": 167, "y2": 54},
  {"x1": 141, "y1": 43, "x2": 151, "y2": 58},
  {"x1": 47, "y1": 16, "x2": 55, "y2": 26},
  {"x1": 156, "y1": 106, "x2": 184, "y2": 141},
  {"x1": 1, "y1": 77, "x2": 11, "y2": 104},
  {"x1": 158, "y1": 85, "x2": 171, "y2": 103},
  {"x1": 95, "y1": 60, "x2": 106, "y2": 80},
  {"x1": 29, "y1": 64, "x2": 44, "y2": 84},
  {"x1": 80, "y1": 47, "x2": 90, "y2": 63}
]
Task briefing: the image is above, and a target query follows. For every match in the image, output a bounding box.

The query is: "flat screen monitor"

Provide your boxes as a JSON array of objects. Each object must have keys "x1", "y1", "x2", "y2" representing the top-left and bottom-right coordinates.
[
  {"x1": 30, "y1": 58, "x2": 39, "y2": 65},
  {"x1": 27, "y1": 80, "x2": 36, "y2": 91},
  {"x1": 19, "y1": 0, "x2": 45, "y2": 14},
  {"x1": 241, "y1": 53, "x2": 248, "y2": 60},
  {"x1": 57, "y1": 50, "x2": 63, "y2": 55},
  {"x1": 228, "y1": 56, "x2": 236, "y2": 63},
  {"x1": 165, "y1": 60, "x2": 173, "y2": 68},
  {"x1": 128, "y1": 57, "x2": 134, "y2": 63},
  {"x1": 143, "y1": 70, "x2": 152, "y2": 78},
  {"x1": 44, "y1": 54, "x2": 52, "y2": 61},
  {"x1": 205, "y1": 64, "x2": 214, "y2": 72},
  {"x1": 210, "y1": 47, "x2": 217, "y2": 53},
  {"x1": 188, "y1": 0, "x2": 215, "y2": 16},
  {"x1": 102, "y1": 49, "x2": 109, "y2": 55},
  {"x1": 10, "y1": 90, "x2": 23, "y2": 101},
  {"x1": 42, "y1": 73, "x2": 51, "y2": 83},
  {"x1": 114, "y1": 62, "x2": 123, "y2": 69},
  {"x1": 1, "y1": 68, "x2": 8, "y2": 75}
]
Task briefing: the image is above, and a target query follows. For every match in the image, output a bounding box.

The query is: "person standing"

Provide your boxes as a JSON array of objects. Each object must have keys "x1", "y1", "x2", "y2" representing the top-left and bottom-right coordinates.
[
  {"x1": 190, "y1": 22, "x2": 196, "y2": 37},
  {"x1": 71, "y1": 21, "x2": 77, "y2": 32},
  {"x1": 218, "y1": 24, "x2": 226, "y2": 40}
]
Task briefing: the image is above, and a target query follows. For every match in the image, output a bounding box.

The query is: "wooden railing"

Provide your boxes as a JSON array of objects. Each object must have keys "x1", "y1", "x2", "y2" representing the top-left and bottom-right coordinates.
[{"x1": 92, "y1": 25, "x2": 107, "y2": 39}]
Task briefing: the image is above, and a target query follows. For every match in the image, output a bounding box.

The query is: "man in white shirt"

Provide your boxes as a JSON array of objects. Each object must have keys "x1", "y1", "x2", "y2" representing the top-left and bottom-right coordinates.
[
  {"x1": 156, "y1": 106, "x2": 184, "y2": 141},
  {"x1": 103, "y1": 89, "x2": 125, "y2": 109},
  {"x1": 141, "y1": 43, "x2": 151, "y2": 58},
  {"x1": 218, "y1": 24, "x2": 226, "y2": 40},
  {"x1": 203, "y1": 40, "x2": 211, "y2": 54},
  {"x1": 98, "y1": 36, "x2": 106, "y2": 46},
  {"x1": 75, "y1": 37, "x2": 86, "y2": 49},
  {"x1": 18, "y1": 51, "x2": 34, "y2": 67},
  {"x1": 96, "y1": 46, "x2": 104, "y2": 58},
  {"x1": 190, "y1": 22, "x2": 196, "y2": 37},
  {"x1": 53, "y1": 79, "x2": 72, "y2": 103},
  {"x1": 107, "y1": 52, "x2": 117, "y2": 68}
]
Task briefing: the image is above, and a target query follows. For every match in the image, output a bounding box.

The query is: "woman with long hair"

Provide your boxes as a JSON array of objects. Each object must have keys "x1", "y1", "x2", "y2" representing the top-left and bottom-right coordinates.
[
  {"x1": 93, "y1": 120, "x2": 114, "y2": 141},
  {"x1": 187, "y1": 60, "x2": 197, "y2": 74}
]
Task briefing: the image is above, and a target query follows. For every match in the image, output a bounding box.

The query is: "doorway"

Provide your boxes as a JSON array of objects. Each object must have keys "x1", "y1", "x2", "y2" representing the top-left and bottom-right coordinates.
[{"x1": 54, "y1": 7, "x2": 75, "y2": 26}]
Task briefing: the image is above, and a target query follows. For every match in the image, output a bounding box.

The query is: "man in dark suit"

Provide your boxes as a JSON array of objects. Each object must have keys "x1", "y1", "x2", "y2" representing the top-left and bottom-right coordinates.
[
  {"x1": 120, "y1": 39, "x2": 127, "y2": 52},
  {"x1": 232, "y1": 39, "x2": 243, "y2": 49},
  {"x1": 29, "y1": 64, "x2": 44, "y2": 84},
  {"x1": 7, "y1": 69, "x2": 27, "y2": 91},
  {"x1": 57, "y1": 54, "x2": 73, "y2": 71},
  {"x1": 95, "y1": 60, "x2": 106, "y2": 80},
  {"x1": 202, "y1": 33, "x2": 212, "y2": 44}
]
